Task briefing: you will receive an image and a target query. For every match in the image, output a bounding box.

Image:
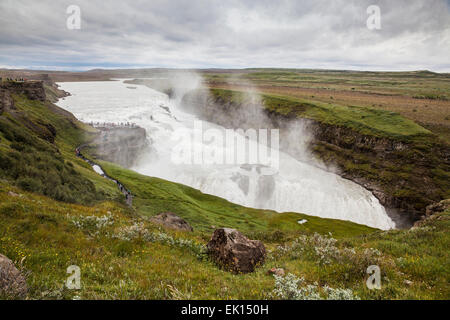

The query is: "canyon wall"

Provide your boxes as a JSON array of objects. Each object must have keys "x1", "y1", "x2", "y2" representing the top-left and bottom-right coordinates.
[
  {"x1": 181, "y1": 90, "x2": 450, "y2": 225},
  {"x1": 91, "y1": 126, "x2": 149, "y2": 168}
]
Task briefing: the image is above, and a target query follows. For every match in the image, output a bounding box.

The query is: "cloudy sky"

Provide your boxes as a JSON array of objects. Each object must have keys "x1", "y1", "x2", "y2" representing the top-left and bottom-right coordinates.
[{"x1": 1, "y1": 0, "x2": 449, "y2": 72}]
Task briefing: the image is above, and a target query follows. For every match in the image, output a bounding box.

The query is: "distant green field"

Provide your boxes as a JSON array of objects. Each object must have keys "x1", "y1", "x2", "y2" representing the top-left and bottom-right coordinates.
[
  {"x1": 205, "y1": 69, "x2": 450, "y2": 98},
  {"x1": 210, "y1": 88, "x2": 432, "y2": 140}
]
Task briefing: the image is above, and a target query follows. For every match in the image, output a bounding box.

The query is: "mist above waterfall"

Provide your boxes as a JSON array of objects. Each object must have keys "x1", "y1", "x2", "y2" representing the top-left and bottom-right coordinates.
[{"x1": 56, "y1": 78, "x2": 396, "y2": 230}]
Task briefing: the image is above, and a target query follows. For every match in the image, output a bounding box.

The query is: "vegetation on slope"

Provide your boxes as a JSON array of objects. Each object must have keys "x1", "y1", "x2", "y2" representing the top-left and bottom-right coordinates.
[
  {"x1": 0, "y1": 94, "x2": 120, "y2": 204},
  {"x1": 0, "y1": 182, "x2": 448, "y2": 300}
]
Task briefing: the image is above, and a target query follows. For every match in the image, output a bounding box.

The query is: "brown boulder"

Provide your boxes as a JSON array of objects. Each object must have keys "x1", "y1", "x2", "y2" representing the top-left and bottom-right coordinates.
[
  {"x1": 150, "y1": 212, "x2": 193, "y2": 232},
  {"x1": 0, "y1": 254, "x2": 28, "y2": 299},
  {"x1": 207, "y1": 228, "x2": 266, "y2": 273}
]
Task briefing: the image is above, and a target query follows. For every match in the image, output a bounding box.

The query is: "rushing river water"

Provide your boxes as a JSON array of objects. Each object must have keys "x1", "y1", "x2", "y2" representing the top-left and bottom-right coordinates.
[{"x1": 56, "y1": 80, "x2": 395, "y2": 230}]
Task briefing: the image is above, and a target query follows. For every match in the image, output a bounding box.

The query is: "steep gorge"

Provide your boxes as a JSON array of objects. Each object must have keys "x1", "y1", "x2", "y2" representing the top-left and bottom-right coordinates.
[{"x1": 180, "y1": 89, "x2": 450, "y2": 226}]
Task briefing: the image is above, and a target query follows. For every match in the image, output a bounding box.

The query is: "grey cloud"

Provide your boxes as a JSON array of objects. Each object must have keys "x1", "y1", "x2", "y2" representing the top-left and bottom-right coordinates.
[{"x1": 0, "y1": 0, "x2": 449, "y2": 71}]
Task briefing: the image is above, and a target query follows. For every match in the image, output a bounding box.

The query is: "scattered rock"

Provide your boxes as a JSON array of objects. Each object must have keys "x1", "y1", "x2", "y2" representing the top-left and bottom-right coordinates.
[
  {"x1": 267, "y1": 267, "x2": 285, "y2": 277},
  {"x1": 0, "y1": 254, "x2": 28, "y2": 299},
  {"x1": 8, "y1": 191, "x2": 20, "y2": 197},
  {"x1": 404, "y1": 280, "x2": 413, "y2": 286},
  {"x1": 150, "y1": 212, "x2": 193, "y2": 232},
  {"x1": 207, "y1": 228, "x2": 266, "y2": 274}
]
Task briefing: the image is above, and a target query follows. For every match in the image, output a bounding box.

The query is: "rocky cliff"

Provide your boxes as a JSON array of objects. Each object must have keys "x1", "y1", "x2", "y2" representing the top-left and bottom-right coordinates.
[
  {"x1": 90, "y1": 126, "x2": 149, "y2": 168},
  {"x1": 0, "y1": 81, "x2": 46, "y2": 102},
  {"x1": 0, "y1": 88, "x2": 15, "y2": 114}
]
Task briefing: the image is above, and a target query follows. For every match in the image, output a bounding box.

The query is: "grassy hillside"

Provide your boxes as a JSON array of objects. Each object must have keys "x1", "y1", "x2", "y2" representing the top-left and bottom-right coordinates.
[
  {"x1": 0, "y1": 93, "x2": 121, "y2": 204},
  {"x1": 0, "y1": 183, "x2": 448, "y2": 300}
]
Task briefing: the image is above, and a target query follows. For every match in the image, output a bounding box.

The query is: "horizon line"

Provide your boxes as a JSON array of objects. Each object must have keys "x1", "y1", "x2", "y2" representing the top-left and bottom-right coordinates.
[{"x1": 1, "y1": 66, "x2": 449, "y2": 75}]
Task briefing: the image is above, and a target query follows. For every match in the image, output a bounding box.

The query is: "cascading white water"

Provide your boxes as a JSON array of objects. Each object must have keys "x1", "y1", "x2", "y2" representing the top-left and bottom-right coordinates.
[{"x1": 56, "y1": 80, "x2": 396, "y2": 230}]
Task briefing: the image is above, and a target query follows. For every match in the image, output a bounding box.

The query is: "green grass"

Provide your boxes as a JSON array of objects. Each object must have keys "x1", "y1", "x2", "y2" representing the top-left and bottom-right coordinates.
[
  {"x1": 0, "y1": 183, "x2": 447, "y2": 300},
  {"x1": 0, "y1": 94, "x2": 120, "y2": 204},
  {"x1": 204, "y1": 69, "x2": 450, "y2": 99}
]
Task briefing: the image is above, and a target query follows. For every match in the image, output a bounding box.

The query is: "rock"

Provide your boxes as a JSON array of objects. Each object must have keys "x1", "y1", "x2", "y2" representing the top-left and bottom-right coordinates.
[
  {"x1": 414, "y1": 199, "x2": 450, "y2": 227},
  {"x1": 0, "y1": 81, "x2": 46, "y2": 102},
  {"x1": 0, "y1": 254, "x2": 28, "y2": 299},
  {"x1": 267, "y1": 267, "x2": 285, "y2": 277},
  {"x1": 425, "y1": 199, "x2": 450, "y2": 217},
  {"x1": 207, "y1": 228, "x2": 266, "y2": 274},
  {"x1": 8, "y1": 191, "x2": 20, "y2": 197},
  {"x1": 150, "y1": 212, "x2": 193, "y2": 232},
  {"x1": 404, "y1": 280, "x2": 413, "y2": 286},
  {"x1": 0, "y1": 89, "x2": 15, "y2": 114}
]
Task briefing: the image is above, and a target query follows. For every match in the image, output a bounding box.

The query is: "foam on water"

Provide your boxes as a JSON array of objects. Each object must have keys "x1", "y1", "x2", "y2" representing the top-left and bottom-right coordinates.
[{"x1": 56, "y1": 80, "x2": 396, "y2": 230}]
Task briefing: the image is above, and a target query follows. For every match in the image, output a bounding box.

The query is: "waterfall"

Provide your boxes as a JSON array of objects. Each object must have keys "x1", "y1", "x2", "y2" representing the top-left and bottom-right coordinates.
[{"x1": 56, "y1": 79, "x2": 396, "y2": 230}]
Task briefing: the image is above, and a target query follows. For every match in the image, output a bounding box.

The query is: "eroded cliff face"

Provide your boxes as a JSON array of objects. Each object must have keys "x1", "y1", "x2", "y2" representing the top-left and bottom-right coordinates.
[
  {"x1": 0, "y1": 88, "x2": 15, "y2": 114},
  {"x1": 91, "y1": 126, "x2": 149, "y2": 168},
  {"x1": 308, "y1": 121, "x2": 449, "y2": 224},
  {"x1": 0, "y1": 81, "x2": 46, "y2": 102},
  {"x1": 181, "y1": 90, "x2": 450, "y2": 225}
]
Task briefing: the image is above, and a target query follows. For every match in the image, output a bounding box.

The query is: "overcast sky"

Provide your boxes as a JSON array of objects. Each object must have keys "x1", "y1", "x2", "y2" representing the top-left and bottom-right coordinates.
[{"x1": 1, "y1": 0, "x2": 449, "y2": 72}]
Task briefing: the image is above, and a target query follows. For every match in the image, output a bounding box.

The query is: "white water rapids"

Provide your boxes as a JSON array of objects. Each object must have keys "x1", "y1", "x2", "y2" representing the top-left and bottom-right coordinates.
[{"x1": 56, "y1": 80, "x2": 395, "y2": 230}]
